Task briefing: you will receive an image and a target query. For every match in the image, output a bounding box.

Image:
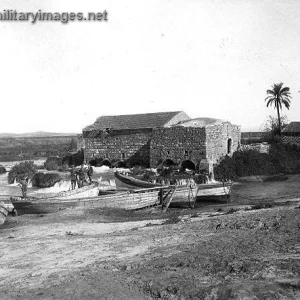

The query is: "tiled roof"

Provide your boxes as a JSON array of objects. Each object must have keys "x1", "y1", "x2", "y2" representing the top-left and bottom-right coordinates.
[
  {"x1": 282, "y1": 122, "x2": 300, "y2": 133},
  {"x1": 173, "y1": 117, "x2": 224, "y2": 128},
  {"x1": 282, "y1": 136, "x2": 300, "y2": 145},
  {"x1": 83, "y1": 111, "x2": 190, "y2": 131}
]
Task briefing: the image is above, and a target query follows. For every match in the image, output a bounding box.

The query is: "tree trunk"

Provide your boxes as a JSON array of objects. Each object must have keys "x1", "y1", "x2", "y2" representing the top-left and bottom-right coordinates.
[{"x1": 276, "y1": 99, "x2": 281, "y2": 136}]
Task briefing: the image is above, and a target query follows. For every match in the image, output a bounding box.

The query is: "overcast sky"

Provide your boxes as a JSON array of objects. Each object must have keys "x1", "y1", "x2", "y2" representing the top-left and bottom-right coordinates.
[{"x1": 1, "y1": 0, "x2": 299, "y2": 133}]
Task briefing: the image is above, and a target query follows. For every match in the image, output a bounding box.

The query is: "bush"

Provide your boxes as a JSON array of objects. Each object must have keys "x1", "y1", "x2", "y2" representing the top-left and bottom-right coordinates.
[
  {"x1": 142, "y1": 170, "x2": 157, "y2": 181},
  {"x1": 0, "y1": 165, "x2": 6, "y2": 174},
  {"x1": 8, "y1": 161, "x2": 37, "y2": 184},
  {"x1": 32, "y1": 172, "x2": 62, "y2": 188},
  {"x1": 214, "y1": 143, "x2": 300, "y2": 181},
  {"x1": 62, "y1": 150, "x2": 84, "y2": 167},
  {"x1": 44, "y1": 157, "x2": 62, "y2": 171}
]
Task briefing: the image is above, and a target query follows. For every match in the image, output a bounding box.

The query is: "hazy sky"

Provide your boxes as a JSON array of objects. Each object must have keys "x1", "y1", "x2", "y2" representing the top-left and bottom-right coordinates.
[{"x1": 1, "y1": 0, "x2": 299, "y2": 133}]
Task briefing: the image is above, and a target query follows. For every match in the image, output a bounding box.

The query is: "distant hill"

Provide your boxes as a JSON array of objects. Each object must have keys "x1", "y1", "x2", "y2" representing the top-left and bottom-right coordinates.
[{"x1": 0, "y1": 131, "x2": 78, "y2": 138}]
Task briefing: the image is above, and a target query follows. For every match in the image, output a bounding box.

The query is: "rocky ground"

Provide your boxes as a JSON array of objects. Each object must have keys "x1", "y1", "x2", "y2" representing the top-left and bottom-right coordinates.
[{"x1": 1, "y1": 175, "x2": 300, "y2": 299}]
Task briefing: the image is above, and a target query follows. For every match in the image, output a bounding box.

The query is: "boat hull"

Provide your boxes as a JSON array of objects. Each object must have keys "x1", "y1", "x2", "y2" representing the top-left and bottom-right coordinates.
[
  {"x1": 197, "y1": 182, "x2": 232, "y2": 201},
  {"x1": 0, "y1": 205, "x2": 9, "y2": 226},
  {"x1": 114, "y1": 172, "x2": 159, "y2": 189},
  {"x1": 11, "y1": 189, "x2": 160, "y2": 214}
]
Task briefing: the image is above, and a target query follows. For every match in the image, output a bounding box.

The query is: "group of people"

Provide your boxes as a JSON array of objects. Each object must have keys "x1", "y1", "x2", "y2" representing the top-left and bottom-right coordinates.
[{"x1": 70, "y1": 164, "x2": 93, "y2": 190}]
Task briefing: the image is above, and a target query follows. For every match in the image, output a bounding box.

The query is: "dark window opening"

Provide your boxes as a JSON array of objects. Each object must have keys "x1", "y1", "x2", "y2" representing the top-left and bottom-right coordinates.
[
  {"x1": 181, "y1": 160, "x2": 196, "y2": 171},
  {"x1": 163, "y1": 159, "x2": 175, "y2": 167},
  {"x1": 101, "y1": 159, "x2": 111, "y2": 167},
  {"x1": 227, "y1": 138, "x2": 232, "y2": 154}
]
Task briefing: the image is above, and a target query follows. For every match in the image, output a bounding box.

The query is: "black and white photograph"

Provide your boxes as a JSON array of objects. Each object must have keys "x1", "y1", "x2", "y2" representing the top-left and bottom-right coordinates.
[{"x1": 0, "y1": 1, "x2": 300, "y2": 299}]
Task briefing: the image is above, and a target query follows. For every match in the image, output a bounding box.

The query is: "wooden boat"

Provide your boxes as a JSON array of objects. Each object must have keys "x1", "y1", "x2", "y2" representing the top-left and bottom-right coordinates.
[
  {"x1": 197, "y1": 181, "x2": 233, "y2": 201},
  {"x1": 0, "y1": 204, "x2": 9, "y2": 226},
  {"x1": 0, "y1": 199, "x2": 15, "y2": 225},
  {"x1": 10, "y1": 185, "x2": 161, "y2": 214},
  {"x1": 115, "y1": 171, "x2": 232, "y2": 202},
  {"x1": 114, "y1": 171, "x2": 159, "y2": 189},
  {"x1": 31, "y1": 182, "x2": 103, "y2": 200}
]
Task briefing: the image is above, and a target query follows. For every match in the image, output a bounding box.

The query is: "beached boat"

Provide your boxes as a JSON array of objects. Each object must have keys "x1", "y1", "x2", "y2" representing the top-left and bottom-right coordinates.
[
  {"x1": 0, "y1": 199, "x2": 15, "y2": 225},
  {"x1": 0, "y1": 204, "x2": 8, "y2": 226},
  {"x1": 197, "y1": 181, "x2": 233, "y2": 201},
  {"x1": 115, "y1": 171, "x2": 232, "y2": 201},
  {"x1": 114, "y1": 171, "x2": 159, "y2": 189},
  {"x1": 10, "y1": 184, "x2": 161, "y2": 214}
]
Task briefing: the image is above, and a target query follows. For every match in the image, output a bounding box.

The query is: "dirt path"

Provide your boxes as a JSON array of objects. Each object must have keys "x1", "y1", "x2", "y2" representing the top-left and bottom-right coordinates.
[{"x1": 1, "y1": 175, "x2": 300, "y2": 299}]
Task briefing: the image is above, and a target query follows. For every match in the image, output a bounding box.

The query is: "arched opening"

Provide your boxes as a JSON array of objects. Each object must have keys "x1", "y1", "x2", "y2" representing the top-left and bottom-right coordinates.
[
  {"x1": 227, "y1": 138, "x2": 232, "y2": 154},
  {"x1": 181, "y1": 160, "x2": 196, "y2": 171},
  {"x1": 89, "y1": 159, "x2": 97, "y2": 167},
  {"x1": 163, "y1": 159, "x2": 175, "y2": 167},
  {"x1": 101, "y1": 159, "x2": 111, "y2": 167}
]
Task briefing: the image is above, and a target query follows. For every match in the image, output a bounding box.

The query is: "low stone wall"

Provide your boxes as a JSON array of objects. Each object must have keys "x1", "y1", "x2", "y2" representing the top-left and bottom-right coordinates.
[{"x1": 240, "y1": 142, "x2": 270, "y2": 154}]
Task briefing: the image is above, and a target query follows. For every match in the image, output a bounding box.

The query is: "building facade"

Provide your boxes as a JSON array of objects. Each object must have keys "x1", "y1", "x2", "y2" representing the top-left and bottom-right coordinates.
[{"x1": 82, "y1": 111, "x2": 241, "y2": 170}]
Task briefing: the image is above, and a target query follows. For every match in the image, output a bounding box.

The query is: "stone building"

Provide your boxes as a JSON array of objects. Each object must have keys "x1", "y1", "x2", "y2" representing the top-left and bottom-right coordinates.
[
  {"x1": 282, "y1": 122, "x2": 300, "y2": 146},
  {"x1": 82, "y1": 111, "x2": 241, "y2": 171}
]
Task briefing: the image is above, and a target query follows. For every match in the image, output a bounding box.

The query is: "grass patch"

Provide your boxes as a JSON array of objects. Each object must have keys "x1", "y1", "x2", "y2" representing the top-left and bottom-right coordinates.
[{"x1": 263, "y1": 175, "x2": 289, "y2": 182}]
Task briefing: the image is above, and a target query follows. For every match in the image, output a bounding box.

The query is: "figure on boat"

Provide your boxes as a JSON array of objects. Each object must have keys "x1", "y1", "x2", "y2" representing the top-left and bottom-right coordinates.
[
  {"x1": 18, "y1": 176, "x2": 29, "y2": 198},
  {"x1": 77, "y1": 164, "x2": 87, "y2": 188},
  {"x1": 87, "y1": 163, "x2": 93, "y2": 184},
  {"x1": 70, "y1": 166, "x2": 78, "y2": 190}
]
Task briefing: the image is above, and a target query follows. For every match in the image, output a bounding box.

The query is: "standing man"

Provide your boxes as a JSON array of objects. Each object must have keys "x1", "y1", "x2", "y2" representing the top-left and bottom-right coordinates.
[
  {"x1": 70, "y1": 166, "x2": 77, "y2": 190},
  {"x1": 78, "y1": 164, "x2": 86, "y2": 188},
  {"x1": 87, "y1": 163, "x2": 93, "y2": 184},
  {"x1": 18, "y1": 176, "x2": 28, "y2": 198}
]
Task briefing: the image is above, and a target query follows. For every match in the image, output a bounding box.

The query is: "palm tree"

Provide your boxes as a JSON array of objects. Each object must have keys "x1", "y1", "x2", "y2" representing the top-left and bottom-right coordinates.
[{"x1": 265, "y1": 83, "x2": 292, "y2": 136}]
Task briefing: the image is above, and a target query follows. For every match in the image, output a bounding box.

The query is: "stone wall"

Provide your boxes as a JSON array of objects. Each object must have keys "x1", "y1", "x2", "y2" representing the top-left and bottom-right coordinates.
[
  {"x1": 240, "y1": 142, "x2": 270, "y2": 154},
  {"x1": 205, "y1": 122, "x2": 241, "y2": 163},
  {"x1": 76, "y1": 134, "x2": 85, "y2": 151},
  {"x1": 83, "y1": 129, "x2": 152, "y2": 167},
  {"x1": 83, "y1": 121, "x2": 241, "y2": 169},
  {"x1": 150, "y1": 127, "x2": 207, "y2": 168}
]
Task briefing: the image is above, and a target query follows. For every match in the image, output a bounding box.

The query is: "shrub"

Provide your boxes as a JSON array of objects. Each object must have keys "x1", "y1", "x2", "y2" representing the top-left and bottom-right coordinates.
[
  {"x1": 214, "y1": 143, "x2": 300, "y2": 181},
  {"x1": 0, "y1": 165, "x2": 6, "y2": 174},
  {"x1": 32, "y1": 172, "x2": 62, "y2": 188},
  {"x1": 44, "y1": 157, "x2": 62, "y2": 171},
  {"x1": 8, "y1": 161, "x2": 37, "y2": 184},
  {"x1": 62, "y1": 149, "x2": 84, "y2": 167},
  {"x1": 142, "y1": 170, "x2": 157, "y2": 181}
]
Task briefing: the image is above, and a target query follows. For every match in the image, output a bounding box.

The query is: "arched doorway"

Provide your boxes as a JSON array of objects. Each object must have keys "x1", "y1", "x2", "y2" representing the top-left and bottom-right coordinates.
[
  {"x1": 227, "y1": 138, "x2": 232, "y2": 154},
  {"x1": 181, "y1": 160, "x2": 196, "y2": 171},
  {"x1": 101, "y1": 159, "x2": 111, "y2": 167},
  {"x1": 163, "y1": 159, "x2": 175, "y2": 167},
  {"x1": 89, "y1": 159, "x2": 97, "y2": 167}
]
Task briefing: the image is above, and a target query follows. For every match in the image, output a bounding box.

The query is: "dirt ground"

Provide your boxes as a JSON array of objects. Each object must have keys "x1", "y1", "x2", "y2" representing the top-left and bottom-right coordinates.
[{"x1": 1, "y1": 175, "x2": 300, "y2": 299}]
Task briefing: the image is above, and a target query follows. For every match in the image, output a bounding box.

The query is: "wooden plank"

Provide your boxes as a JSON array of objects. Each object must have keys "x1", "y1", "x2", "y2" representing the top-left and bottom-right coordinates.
[{"x1": 162, "y1": 187, "x2": 177, "y2": 213}]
